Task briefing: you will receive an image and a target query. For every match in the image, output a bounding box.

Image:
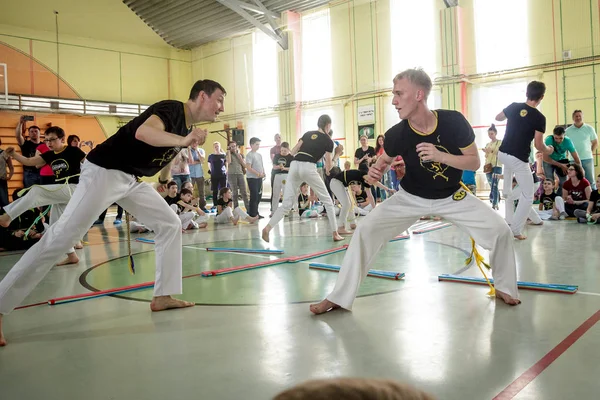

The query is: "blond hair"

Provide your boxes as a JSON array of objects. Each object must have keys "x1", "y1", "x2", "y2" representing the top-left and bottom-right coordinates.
[
  {"x1": 274, "y1": 378, "x2": 436, "y2": 400},
  {"x1": 393, "y1": 68, "x2": 433, "y2": 99}
]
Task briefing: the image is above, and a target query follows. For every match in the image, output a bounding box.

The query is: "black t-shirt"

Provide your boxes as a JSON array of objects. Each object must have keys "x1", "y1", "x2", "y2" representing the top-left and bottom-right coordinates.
[
  {"x1": 333, "y1": 169, "x2": 371, "y2": 188},
  {"x1": 294, "y1": 131, "x2": 334, "y2": 163},
  {"x1": 499, "y1": 102, "x2": 546, "y2": 162},
  {"x1": 355, "y1": 188, "x2": 368, "y2": 204},
  {"x1": 20, "y1": 140, "x2": 40, "y2": 173},
  {"x1": 87, "y1": 100, "x2": 190, "y2": 177},
  {"x1": 383, "y1": 110, "x2": 476, "y2": 199},
  {"x1": 164, "y1": 195, "x2": 179, "y2": 207},
  {"x1": 354, "y1": 146, "x2": 376, "y2": 171},
  {"x1": 298, "y1": 193, "x2": 310, "y2": 213},
  {"x1": 208, "y1": 154, "x2": 227, "y2": 178},
  {"x1": 589, "y1": 190, "x2": 600, "y2": 213},
  {"x1": 540, "y1": 192, "x2": 557, "y2": 211},
  {"x1": 272, "y1": 154, "x2": 294, "y2": 175},
  {"x1": 40, "y1": 146, "x2": 86, "y2": 184},
  {"x1": 217, "y1": 197, "x2": 232, "y2": 215},
  {"x1": 176, "y1": 199, "x2": 194, "y2": 214}
]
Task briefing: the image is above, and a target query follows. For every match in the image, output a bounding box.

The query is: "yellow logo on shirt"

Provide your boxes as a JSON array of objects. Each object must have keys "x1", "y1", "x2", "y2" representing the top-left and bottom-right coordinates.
[
  {"x1": 520, "y1": 109, "x2": 528, "y2": 117},
  {"x1": 419, "y1": 135, "x2": 450, "y2": 182},
  {"x1": 452, "y1": 189, "x2": 467, "y2": 201},
  {"x1": 311, "y1": 134, "x2": 318, "y2": 140}
]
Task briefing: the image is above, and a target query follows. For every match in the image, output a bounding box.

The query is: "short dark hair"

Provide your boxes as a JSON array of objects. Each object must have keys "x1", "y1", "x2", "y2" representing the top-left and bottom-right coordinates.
[
  {"x1": 317, "y1": 115, "x2": 331, "y2": 130},
  {"x1": 572, "y1": 109, "x2": 582, "y2": 117},
  {"x1": 543, "y1": 178, "x2": 554, "y2": 184},
  {"x1": 167, "y1": 181, "x2": 178, "y2": 189},
  {"x1": 180, "y1": 188, "x2": 193, "y2": 197},
  {"x1": 281, "y1": 142, "x2": 290, "y2": 149},
  {"x1": 570, "y1": 163, "x2": 585, "y2": 180},
  {"x1": 67, "y1": 135, "x2": 80, "y2": 146},
  {"x1": 189, "y1": 80, "x2": 226, "y2": 100},
  {"x1": 45, "y1": 126, "x2": 65, "y2": 139},
  {"x1": 28, "y1": 125, "x2": 40, "y2": 132},
  {"x1": 219, "y1": 187, "x2": 231, "y2": 197},
  {"x1": 526, "y1": 81, "x2": 546, "y2": 101},
  {"x1": 249, "y1": 137, "x2": 261, "y2": 145},
  {"x1": 553, "y1": 126, "x2": 565, "y2": 135}
]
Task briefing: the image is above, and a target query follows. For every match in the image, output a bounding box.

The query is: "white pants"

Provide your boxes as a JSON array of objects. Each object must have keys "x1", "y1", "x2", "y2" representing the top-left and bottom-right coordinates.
[
  {"x1": 268, "y1": 161, "x2": 338, "y2": 232},
  {"x1": 271, "y1": 173, "x2": 288, "y2": 212},
  {"x1": 330, "y1": 178, "x2": 356, "y2": 230},
  {"x1": 327, "y1": 186, "x2": 518, "y2": 310},
  {"x1": 0, "y1": 161, "x2": 183, "y2": 314},
  {"x1": 355, "y1": 203, "x2": 373, "y2": 216},
  {"x1": 508, "y1": 185, "x2": 543, "y2": 225},
  {"x1": 215, "y1": 206, "x2": 249, "y2": 224},
  {"x1": 498, "y1": 152, "x2": 535, "y2": 236},
  {"x1": 4, "y1": 184, "x2": 78, "y2": 254},
  {"x1": 169, "y1": 205, "x2": 207, "y2": 229}
]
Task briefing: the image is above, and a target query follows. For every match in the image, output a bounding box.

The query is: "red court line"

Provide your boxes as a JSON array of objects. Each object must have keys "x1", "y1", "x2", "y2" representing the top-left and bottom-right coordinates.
[{"x1": 493, "y1": 309, "x2": 600, "y2": 400}]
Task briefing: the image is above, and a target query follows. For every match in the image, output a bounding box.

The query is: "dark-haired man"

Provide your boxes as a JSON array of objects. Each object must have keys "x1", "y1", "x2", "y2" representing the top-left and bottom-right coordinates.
[
  {"x1": 0, "y1": 80, "x2": 226, "y2": 346},
  {"x1": 496, "y1": 81, "x2": 555, "y2": 240},
  {"x1": 15, "y1": 116, "x2": 42, "y2": 188},
  {"x1": 542, "y1": 126, "x2": 580, "y2": 192},
  {"x1": 1, "y1": 126, "x2": 86, "y2": 266}
]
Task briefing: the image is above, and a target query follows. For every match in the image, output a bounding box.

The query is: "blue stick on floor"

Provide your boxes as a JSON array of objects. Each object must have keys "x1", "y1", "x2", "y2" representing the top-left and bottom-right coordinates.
[
  {"x1": 438, "y1": 274, "x2": 578, "y2": 294},
  {"x1": 309, "y1": 262, "x2": 405, "y2": 280}
]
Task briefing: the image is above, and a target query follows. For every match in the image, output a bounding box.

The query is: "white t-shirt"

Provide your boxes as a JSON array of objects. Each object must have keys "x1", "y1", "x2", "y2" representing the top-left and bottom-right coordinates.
[{"x1": 245, "y1": 151, "x2": 264, "y2": 179}]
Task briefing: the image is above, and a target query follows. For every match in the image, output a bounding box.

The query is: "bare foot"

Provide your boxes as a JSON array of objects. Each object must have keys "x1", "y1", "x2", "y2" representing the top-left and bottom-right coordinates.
[
  {"x1": 338, "y1": 228, "x2": 353, "y2": 235},
  {"x1": 0, "y1": 314, "x2": 5, "y2": 347},
  {"x1": 495, "y1": 290, "x2": 521, "y2": 306},
  {"x1": 247, "y1": 215, "x2": 259, "y2": 224},
  {"x1": 232, "y1": 216, "x2": 240, "y2": 226},
  {"x1": 262, "y1": 227, "x2": 271, "y2": 242},
  {"x1": 310, "y1": 299, "x2": 341, "y2": 315},
  {"x1": 433, "y1": 216, "x2": 443, "y2": 221},
  {"x1": 150, "y1": 296, "x2": 194, "y2": 312},
  {"x1": 420, "y1": 216, "x2": 431, "y2": 220},
  {"x1": 74, "y1": 241, "x2": 83, "y2": 249},
  {"x1": 198, "y1": 222, "x2": 208, "y2": 229},
  {"x1": 333, "y1": 232, "x2": 345, "y2": 241},
  {"x1": 0, "y1": 214, "x2": 11, "y2": 228},
  {"x1": 56, "y1": 252, "x2": 79, "y2": 266},
  {"x1": 514, "y1": 235, "x2": 527, "y2": 240},
  {"x1": 350, "y1": 223, "x2": 356, "y2": 229}
]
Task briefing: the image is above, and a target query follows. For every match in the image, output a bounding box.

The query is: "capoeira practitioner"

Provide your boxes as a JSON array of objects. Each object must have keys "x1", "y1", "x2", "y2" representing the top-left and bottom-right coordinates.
[
  {"x1": 329, "y1": 169, "x2": 387, "y2": 234},
  {"x1": 310, "y1": 69, "x2": 521, "y2": 315},
  {"x1": 496, "y1": 81, "x2": 554, "y2": 239},
  {"x1": 262, "y1": 115, "x2": 343, "y2": 242},
  {"x1": 0, "y1": 126, "x2": 86, "y2": 266},
  {"x1": 270, "y1": 142, "x2": 295, "y2": 215},
  {"x1": 0, "y1": 79, "x2": 226, "y2": 346}
]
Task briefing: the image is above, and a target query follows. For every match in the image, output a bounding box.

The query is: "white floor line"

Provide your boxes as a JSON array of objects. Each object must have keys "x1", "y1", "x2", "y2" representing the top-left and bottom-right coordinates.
[{"x1": 577, "y1": 291, "x2": 600, "y2": 297}]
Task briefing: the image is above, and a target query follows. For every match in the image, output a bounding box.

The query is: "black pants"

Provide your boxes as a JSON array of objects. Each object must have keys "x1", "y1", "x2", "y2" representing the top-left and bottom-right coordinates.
[
  {"x1": 98, "y1": 205, "x2": 124, "y2": 221},
  {"x1": 565, "y1": 202, "x2": 588, "y2": 217},
  {"x1": 0, "y1": 179, "x2": 8, "y2": 210},
  {"x1": 211, "y1": 176, "x2": 227, "y2": 207},
  {"x1": 247, "y1": 177, "x2": 263, "y2": 217}
]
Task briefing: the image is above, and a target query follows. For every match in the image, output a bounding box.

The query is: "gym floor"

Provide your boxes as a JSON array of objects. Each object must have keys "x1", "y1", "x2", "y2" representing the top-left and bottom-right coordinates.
[{"x1": 0, "y1": 203, "x2": 599, "y2": 400}]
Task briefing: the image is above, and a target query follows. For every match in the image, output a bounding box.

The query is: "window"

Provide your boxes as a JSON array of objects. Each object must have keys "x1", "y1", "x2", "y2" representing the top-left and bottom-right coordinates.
[
  {"x1": 301, "y1": 10, "x2": 333, "y2": 101},
  {"x1": 253, "y1": 30, "x2": 278, "y2": 110},
  {"x1": 245, "y1": 115, "x2": 281, "y2": 196},
  {"x1": 390, "y1": 0, "x2": 438, "y2": 77},
  {"x1": 300, "y1": 104, "x2": 344, "y2": 139},
  {"x1": 474, "y1": 0, "x2": 529, "y2": 73}
]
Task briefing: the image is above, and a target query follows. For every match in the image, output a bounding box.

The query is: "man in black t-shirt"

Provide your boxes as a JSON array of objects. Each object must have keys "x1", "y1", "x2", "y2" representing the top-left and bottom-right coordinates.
[
  {"x1": 310, "y1": 69, "x2": 521, "y2": 317},
  {"x1": 0, "y1": 80, "x2": 227, "y2": 346},
  {"x1": 15, "y1": 117, "x2": 42, "y2": 188},
  {"x1": 354, "y1": 135, "x2": 376, "y2": 174},
  {"x1": 270, "y1": 142, "x2": 295, "y2": 214},
  {"x1": 496, "y1": 81, "x2": 554, "y2": 240},
  {"x1": 262, "y1": 114, "x2": 344, "y2": 243},
  {"x1": 1, "y1": 126, "x2": 86, "y2": 266}
]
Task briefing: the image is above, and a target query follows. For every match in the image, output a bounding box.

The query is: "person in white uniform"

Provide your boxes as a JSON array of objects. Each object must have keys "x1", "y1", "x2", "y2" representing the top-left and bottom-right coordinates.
[
  {"x1": 495, "y1": 81, "x2": 554, "y2": 240},
  {"x1": 0, "y1": 79, "x2": 226, "y2": 347},
  {"x1": 262, "y1": 115, "x2": 344, "y2": 242},
  {"x1": 310, "y1": 69, "x2": 522, "y2": 315}
]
